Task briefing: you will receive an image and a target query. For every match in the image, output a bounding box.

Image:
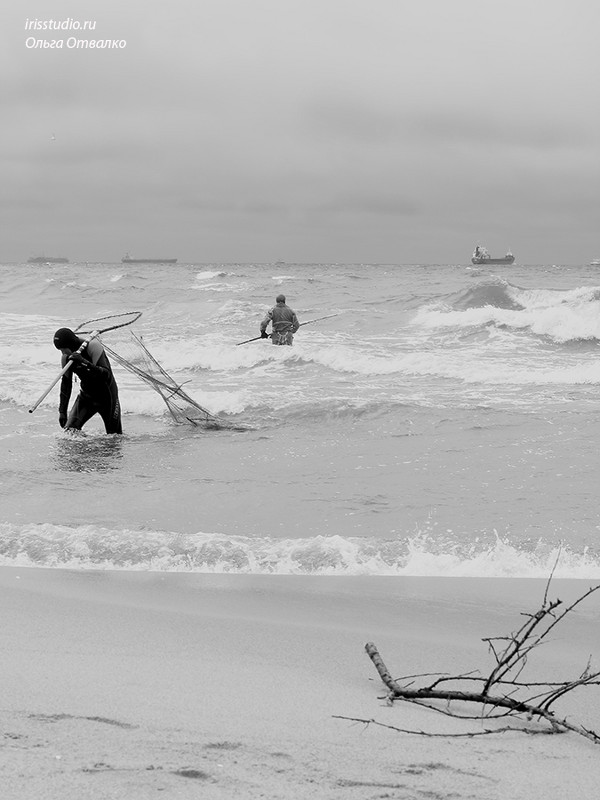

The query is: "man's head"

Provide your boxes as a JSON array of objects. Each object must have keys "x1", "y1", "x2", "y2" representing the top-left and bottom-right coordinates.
[
  {"x1": 53, "y1": 328, "x2": 82, "y2": 353},
  {"x1": 276, "y1": 294, "x2": 286, "y2": 304}
]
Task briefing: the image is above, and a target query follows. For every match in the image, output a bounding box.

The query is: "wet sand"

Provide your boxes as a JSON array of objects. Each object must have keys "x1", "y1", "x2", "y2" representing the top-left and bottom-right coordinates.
[{"x1": 1, "y1": 568, "x2": 600, "y2": 798}]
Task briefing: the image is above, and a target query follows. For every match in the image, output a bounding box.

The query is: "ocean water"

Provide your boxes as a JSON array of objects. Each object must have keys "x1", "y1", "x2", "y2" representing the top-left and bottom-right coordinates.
[{"x1": 2, "y1": 260, "x2": 600, "y2": 578}]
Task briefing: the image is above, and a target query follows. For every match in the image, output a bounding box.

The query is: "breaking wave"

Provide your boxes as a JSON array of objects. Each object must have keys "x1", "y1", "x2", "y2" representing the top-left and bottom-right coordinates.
[
  {"x1": 416, "y1": 280, "x2": 600, "y2": 342},
  {"x1": 1, "y1": 523, "x2": 599, "y2": 579}
]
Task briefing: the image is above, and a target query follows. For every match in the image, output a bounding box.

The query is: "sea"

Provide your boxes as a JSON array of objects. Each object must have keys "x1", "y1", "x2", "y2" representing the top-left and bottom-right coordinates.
[{"x1": 2, "y1": 259, "x2": 600, "y2": 579}]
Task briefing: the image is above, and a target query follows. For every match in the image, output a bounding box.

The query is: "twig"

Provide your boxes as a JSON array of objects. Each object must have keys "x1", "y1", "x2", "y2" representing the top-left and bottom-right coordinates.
[
  {"x1": 355, "y1": 582, "x2": 600, "y2": 746},
  {"x1": 333, "y1": 715, "x2": 557, "y2": 739}
]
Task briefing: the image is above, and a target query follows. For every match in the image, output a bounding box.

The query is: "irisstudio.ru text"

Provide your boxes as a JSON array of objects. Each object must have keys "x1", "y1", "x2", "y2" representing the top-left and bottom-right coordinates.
[{"x1": 25, "y1": 18, "x2": 96, "y2": 31}]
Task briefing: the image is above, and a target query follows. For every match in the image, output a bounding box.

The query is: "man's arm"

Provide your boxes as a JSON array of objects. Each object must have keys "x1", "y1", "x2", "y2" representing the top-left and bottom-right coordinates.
[
  {"x1": 69, "y1": 340, "x2": 112, "y2": 381},
  {"x1": 260, "y1": 309, "x2": 273, "y2": 333},
  {"x1": 58, "y1": 355, "x2": 73, "y2": 427}
]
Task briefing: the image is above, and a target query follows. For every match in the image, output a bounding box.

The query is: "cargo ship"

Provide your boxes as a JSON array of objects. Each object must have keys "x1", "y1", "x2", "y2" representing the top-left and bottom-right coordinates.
[
  {"x1": 471, "y1": 246, "x2": 515, "y2": 265},
  {"x1": 27, "y1": 255, "x2": 69, "y2": 264},
  {"x1": 121, "y1": 253, "x2": 177, "y2": 264}
]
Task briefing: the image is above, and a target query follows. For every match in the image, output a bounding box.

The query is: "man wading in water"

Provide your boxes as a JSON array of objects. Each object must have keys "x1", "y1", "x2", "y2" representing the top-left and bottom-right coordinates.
[
  {"x1": 53, "y1": 328, "x2": 122, "y2": 434},
  {"x1": 260, "y1": 294, "x2": 300, "y2": 346}
]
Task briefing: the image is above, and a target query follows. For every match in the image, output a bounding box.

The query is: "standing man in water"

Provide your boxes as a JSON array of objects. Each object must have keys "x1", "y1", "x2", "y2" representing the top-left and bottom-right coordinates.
[
  {"x1": 53, "y1": 328, "x2": 122, "y2": 434},
  {"x1": 260, "y1": 294, "x2": 300, "y2": 346}
]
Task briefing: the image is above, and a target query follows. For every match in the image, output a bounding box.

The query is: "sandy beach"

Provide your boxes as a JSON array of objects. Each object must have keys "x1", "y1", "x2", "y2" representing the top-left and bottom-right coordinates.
[{"x1": 1, "y1": 568, "x2": 599, "y2": 798}]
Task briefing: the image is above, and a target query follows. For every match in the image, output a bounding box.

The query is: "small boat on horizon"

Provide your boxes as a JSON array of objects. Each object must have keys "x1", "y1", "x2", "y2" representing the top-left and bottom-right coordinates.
[
  {"x1": 471, "y1": 245, "x2": 515, "y2": 265},
  {"x1": 27, "y1": 255, "x2": 69, "y2": 264},
  {"x1": 590, "y1": 258, "x2": 600, "y2": 266},
  {"x1": 121, "y1": 253, "x2": 177, "y2": 264}
]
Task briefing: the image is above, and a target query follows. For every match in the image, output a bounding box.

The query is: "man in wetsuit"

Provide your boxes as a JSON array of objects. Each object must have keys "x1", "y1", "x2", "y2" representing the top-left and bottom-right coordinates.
[
  {"x1": 259, "y1": 294, "x2": 300, "y2": 346},
  {"x1": 53, "y1": 328, "x2": 122, "y2": 434}
]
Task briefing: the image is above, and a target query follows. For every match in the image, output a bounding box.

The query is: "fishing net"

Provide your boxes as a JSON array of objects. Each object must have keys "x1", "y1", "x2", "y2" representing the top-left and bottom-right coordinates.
[
  {"x1": 69, "y1": 312, "x2": 229, "y2": 428},
  {"x1": 32, "y1": 311, "x2": 223, "y2": 426},
  {"x1": 99, "y1": 330, "x2": 223, "y2": 428}
]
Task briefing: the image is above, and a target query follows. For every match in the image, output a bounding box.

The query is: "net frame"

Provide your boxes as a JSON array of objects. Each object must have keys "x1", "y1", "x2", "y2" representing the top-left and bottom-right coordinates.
[{"x1": 74, "y1": 311, "x2": 142, "y2": 335}]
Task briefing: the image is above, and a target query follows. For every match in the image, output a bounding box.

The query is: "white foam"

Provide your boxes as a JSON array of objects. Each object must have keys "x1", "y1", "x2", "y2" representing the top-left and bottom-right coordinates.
[
  {"x1": 195, "y1": 270, "x2": 227, "y2": 280},
  {"x1": 1, "y1": 523, "x2": 599, "y2": 579}
]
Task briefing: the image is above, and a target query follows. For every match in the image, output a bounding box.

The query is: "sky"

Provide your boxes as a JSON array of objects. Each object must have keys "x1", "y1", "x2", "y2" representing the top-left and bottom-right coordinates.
[{"x1": 3, "y1": 0, "x2": 600, "y2": 264}]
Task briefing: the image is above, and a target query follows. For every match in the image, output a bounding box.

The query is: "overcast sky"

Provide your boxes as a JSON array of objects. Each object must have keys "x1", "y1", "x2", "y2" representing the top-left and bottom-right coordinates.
[{"x1": 3, "y1": 0, "x2": 600, "y2": 264}]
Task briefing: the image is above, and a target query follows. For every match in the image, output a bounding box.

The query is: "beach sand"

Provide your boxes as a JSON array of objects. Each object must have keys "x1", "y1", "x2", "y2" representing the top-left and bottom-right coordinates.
[{"x1": 1, "y1": 568, "x2": 600, "y2": 799}]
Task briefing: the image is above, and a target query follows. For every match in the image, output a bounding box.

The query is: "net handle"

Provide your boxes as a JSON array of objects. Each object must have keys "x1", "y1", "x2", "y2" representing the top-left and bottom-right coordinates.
[
  {"x1": 236, "y1": 313, "x2": 340, "y2": 345},
  {"x1": 28, "y1": 330, "x2": 100, "y2": 414}
]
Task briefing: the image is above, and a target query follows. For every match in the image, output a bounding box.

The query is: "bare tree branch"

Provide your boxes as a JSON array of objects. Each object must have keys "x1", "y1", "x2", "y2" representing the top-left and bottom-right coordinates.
[{"x1": 353, "y1": 583, "x2": 600, "y2": 746}]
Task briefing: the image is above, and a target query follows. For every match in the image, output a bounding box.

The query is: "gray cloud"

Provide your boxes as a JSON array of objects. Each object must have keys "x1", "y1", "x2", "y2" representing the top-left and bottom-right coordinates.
[{"x1": 3, "y1": 0, "x2": 600, "y2": 263}]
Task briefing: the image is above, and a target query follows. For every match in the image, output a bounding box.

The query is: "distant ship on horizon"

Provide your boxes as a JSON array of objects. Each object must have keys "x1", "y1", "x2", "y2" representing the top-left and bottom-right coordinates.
[
  {"x1": 471, "y1": 245, "x2": 515, "y2": 265},
  {"x1": 27, "y1": 255, "x2": 69, "y2": 264},
  {"x1": 121, "y1": 253, "x2": 177, "y2": 264}
]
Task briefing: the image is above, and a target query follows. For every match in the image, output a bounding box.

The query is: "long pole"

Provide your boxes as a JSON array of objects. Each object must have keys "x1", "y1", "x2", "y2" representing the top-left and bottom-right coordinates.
[
  {"x1": 236, "y1": 313, "x2": 339, "y2": 346},
  {"x1": 28, "y1": 331, "x2": 98, "y2": 413}
]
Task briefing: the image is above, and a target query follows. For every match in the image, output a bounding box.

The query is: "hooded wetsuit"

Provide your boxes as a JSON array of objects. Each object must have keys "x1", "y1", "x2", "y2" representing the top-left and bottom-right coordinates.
[{"x1": 56, "y1": 334, "x2": 122, "y2": 434}]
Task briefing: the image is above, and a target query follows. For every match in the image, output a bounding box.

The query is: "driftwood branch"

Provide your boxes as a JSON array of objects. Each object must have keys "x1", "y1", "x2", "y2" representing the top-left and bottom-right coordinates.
[{"x1": 356, "y1": 583, "x2": 600, "y2": 745}]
